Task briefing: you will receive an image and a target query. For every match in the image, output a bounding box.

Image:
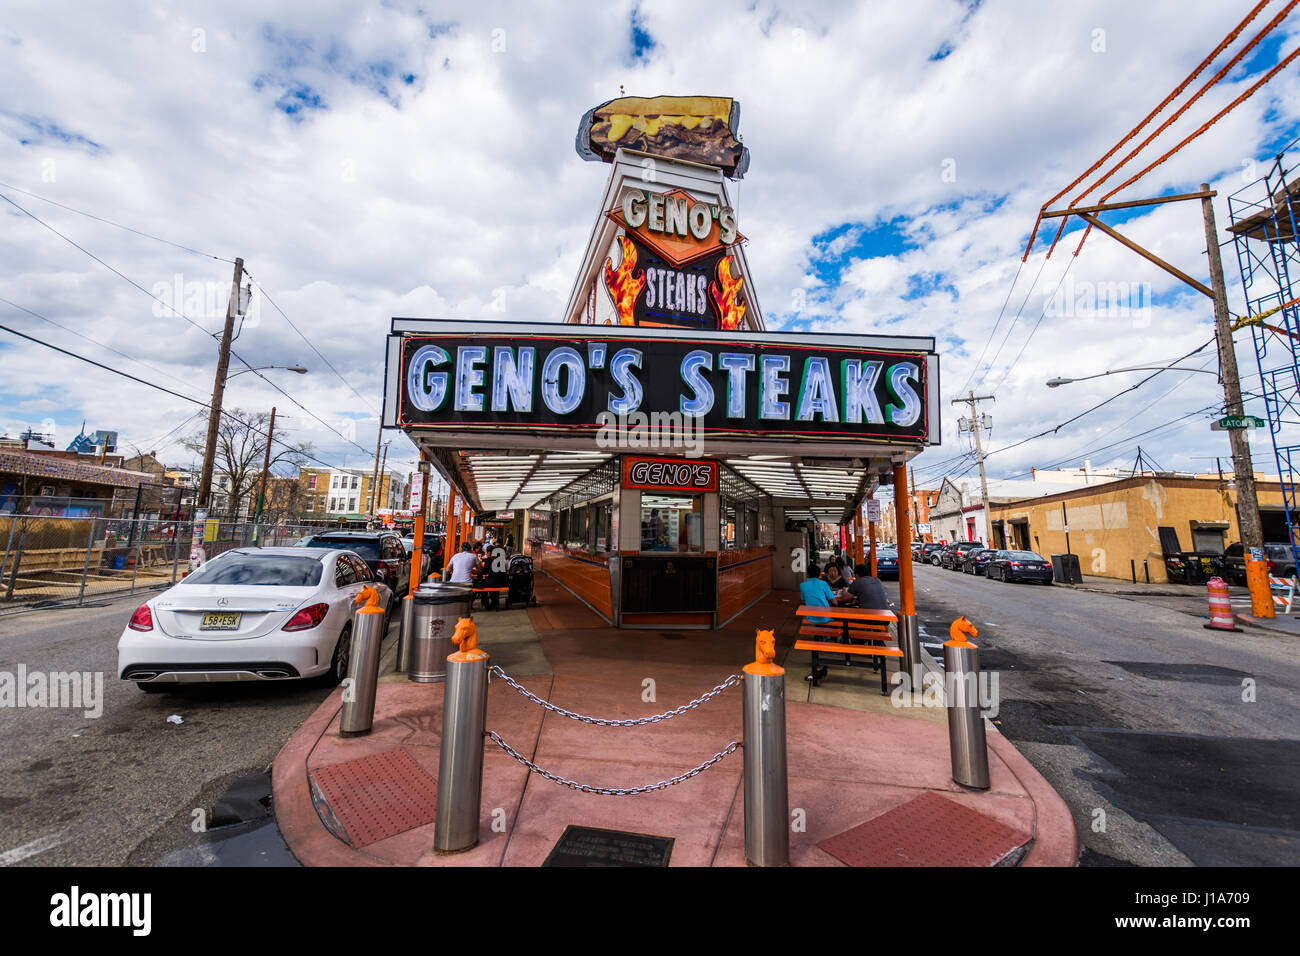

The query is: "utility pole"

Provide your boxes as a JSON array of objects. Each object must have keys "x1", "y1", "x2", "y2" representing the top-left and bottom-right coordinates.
[
  {"x1": 1203, "y1": 183, "x2": 1264, "y2": 553},
  {"x1": 952, "y1": 390, "x2": 994, "y2": 543},
  {"x1": 377, "y1": 443, "x2": 389, "y2": 515},
  {"x1": 254, "y1": 406, "x2": 276, "y2": 529},
  {"x1": 196, "y1": 257, "x2": 244, "y2": 513},
  {"x1": 367, "y1": 425, "x2": 384, "y2": 523}
]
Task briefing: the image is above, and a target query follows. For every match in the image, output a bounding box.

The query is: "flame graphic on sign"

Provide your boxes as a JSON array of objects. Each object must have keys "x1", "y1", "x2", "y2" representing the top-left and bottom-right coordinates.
[
  {"x1": 603, "y1": 235, "x2": 646, "y2": 326},
  {"x1": 709, "y1": 255, "x2": 747, "y2": 330}
]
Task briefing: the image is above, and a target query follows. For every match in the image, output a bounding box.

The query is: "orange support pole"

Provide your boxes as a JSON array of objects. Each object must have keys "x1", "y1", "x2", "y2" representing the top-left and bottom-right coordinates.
[
  {"x1": 868, "y1": 507, "x2": 878, "y2": 578},
  {"x1": 893, "y1": 461, "x2": 920, "y2": 685}
]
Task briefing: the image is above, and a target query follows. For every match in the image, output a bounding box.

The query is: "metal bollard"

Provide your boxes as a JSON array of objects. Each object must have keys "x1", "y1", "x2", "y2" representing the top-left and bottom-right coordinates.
[
  {"x1": 339, "y1": 586, "x2": 386, "y2": 737},
  {"x1": 943, "y1": 617, "x2": 989, "y2": 790},
  {"x1": 396, "y1": 594, "x2": 415, "y2": 673},
  {"x1": 742, "y1": 629, "x2": 789, "y2": 867},
  {"x1": 897, "y1": 614, "x2": 922, "y2": 692},
  {"x1": 434, "y1": 618, "x2": 489, "y2": 854}
]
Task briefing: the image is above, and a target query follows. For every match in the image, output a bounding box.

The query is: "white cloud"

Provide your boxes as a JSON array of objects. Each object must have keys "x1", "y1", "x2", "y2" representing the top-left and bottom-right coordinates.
[{"x1": 0, "y1": 0, "x2": 1297, "y2": 486}]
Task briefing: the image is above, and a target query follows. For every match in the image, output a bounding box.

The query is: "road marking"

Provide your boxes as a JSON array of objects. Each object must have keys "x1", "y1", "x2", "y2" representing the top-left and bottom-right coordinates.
[{"x1": 0, "y1": 831, "x2": 67, "y2": 866}]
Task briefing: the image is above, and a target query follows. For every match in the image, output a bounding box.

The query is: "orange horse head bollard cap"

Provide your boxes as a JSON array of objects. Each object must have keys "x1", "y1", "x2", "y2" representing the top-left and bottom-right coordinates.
[
  {"x1": 945, "y1": 616, "x2": 978, "y2": 647},
  {"x1": 744, "y1": 629, "x2": 783, "y2": 676},
  {"x1": 353, "y1": 585, "x2": 383, "y2": 614},
  {"x1": 450, "y1": 616, "x2": 488, "y2": 662}
]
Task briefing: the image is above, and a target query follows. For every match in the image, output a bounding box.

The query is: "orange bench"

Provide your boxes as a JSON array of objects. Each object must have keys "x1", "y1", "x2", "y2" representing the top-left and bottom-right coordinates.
[
  {"x1": 471, "y1": 586, "x2": 509, "y2": 610},
  {"x1": 793, "y1": 638, "x2": 902, "y2": 694}
]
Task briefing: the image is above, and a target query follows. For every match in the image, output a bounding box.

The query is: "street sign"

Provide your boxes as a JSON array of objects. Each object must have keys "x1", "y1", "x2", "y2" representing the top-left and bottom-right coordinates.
[
  {"x1": 917, "y1": 523, "x2": 932, "y2": 535},
  {"x1": 865, "y1": 499, "x2": 882, "y2": 523},
  {"x1": 1211, "y1": 415, "x2": 1265, "y2": 430}
]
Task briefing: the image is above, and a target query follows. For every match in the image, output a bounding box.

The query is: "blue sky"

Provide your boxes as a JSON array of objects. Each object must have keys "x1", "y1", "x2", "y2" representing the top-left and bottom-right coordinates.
[{"x1": 2, "y1": 0, "x2": 1299, "y2": 488}]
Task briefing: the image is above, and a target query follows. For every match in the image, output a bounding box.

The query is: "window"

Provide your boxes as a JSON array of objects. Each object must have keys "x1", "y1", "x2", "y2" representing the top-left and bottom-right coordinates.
[
  {"x1": 334, "y1": 556, "x2": 356, "y2": 587},
  {"x1": 720, "y1": 498, "x2": 737, "y2": 550},
  {"x1": 641, "y1": 494, "x2": 703, "y2": 552},
  {"x1": 351, "y1": 476, "x2": 359, "y2": 489},
  {"x1": 306, "y1": 499, "x2": 314, "y2": 511},
  {"x1": 308, "y1": 475, "x2": 317, "y2": 489}
]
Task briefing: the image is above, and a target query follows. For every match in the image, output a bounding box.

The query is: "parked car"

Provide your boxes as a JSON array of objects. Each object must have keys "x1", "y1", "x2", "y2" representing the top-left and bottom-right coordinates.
[
  {"x1": 874, "y1": 547, "x2": 899, "y2": 580},
  {"x1": 1222, "y1": 542, "x2": 1298, "y2": 585},
  {"x1": 304, "y1": 530, "x2": 411, "y2": 598},
  {"x1": 961, "y1": 548, "x2": 997, "y2": 575},
  {"x1": 918, "y1": 542, "x2": 944, "y2": 563},
  {"x1": 986, "y1": 550, "x2": 1054, "y2": 583},
  {"x1": 400, "y1": 536, "x2": 433, "y2": 581},
  {"x1": 939, "y1": 541, "x2": 984, "y2": 569},
  {"x1": 117, "y1": 547, "x2": 393, "y2": 691}
]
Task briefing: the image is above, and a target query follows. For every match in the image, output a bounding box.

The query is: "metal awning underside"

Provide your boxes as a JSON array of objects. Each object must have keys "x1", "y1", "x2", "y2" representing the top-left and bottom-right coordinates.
[{"x1": 425, "y1": 443, "x2": 890, "y2": 518}]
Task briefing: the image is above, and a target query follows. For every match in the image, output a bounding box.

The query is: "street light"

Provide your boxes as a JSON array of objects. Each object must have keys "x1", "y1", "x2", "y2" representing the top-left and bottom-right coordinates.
[
  {"x1": 1046, "y1": 364, "x2": 1217, "y2": 387},
  {"x1": 228, "y1": 364, "x2": 308, "y2": 378}
]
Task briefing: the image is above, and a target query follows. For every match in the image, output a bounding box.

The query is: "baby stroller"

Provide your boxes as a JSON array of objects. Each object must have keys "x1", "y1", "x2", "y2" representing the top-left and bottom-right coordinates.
[{"x1": 506, "y1": 554, "x2": 537, "y2": 608}]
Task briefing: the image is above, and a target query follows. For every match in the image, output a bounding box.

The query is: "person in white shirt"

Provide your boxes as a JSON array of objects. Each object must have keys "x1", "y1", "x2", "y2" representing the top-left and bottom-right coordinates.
[{"x1": 445, "y1": 542, "x2": 481, "y2": 583}]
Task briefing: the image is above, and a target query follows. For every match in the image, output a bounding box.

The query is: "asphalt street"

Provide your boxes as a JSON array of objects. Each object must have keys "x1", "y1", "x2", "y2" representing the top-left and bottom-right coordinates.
[
  {"x1": 0, "y1": 591, "x2": 397, "y2": 866},
  {"x1": 899, "y1": 563, "x2": 1300, "y2": 866}
]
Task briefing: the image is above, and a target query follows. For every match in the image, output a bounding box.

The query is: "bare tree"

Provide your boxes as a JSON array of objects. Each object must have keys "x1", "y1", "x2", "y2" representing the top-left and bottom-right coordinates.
[{"x1": 182, "y1": 410, "x2": 312, "y2": 520}]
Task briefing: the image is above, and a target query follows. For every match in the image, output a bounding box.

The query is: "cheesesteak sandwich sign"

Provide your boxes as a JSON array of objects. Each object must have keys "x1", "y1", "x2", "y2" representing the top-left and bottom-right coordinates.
[{"x1": 395, "y1": 329, "x2": 933, "y2": 443}]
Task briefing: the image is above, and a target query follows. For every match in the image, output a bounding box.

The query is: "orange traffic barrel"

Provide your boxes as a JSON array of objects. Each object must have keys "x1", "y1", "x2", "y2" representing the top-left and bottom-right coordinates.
[{"x1": 1203, "y1": 576, "x2": 1241, "y2": 632}]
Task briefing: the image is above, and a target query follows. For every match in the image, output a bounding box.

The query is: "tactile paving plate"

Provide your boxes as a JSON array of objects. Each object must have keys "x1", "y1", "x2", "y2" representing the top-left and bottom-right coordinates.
[
  {"x1": 309, "y1": 749, "x2": 438, "y2": 848},
  {"x1": 817, "y1": 791, "x2": 1031, "y2": 867}
]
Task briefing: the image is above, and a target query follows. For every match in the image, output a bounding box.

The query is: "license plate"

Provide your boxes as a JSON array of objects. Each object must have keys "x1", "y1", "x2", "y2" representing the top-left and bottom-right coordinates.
[{"x1": 200, "y1": 612, "x2": 241, "y2": 630}]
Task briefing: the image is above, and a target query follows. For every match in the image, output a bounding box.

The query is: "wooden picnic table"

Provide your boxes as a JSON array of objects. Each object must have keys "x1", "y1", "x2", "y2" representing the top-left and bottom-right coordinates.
[{"x1": 793, "y1": 605, "x2": 900, "y2": 693}]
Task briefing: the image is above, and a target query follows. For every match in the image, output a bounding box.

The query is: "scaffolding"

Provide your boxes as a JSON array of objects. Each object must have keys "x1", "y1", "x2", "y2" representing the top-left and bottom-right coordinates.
[{"x1": 1228, "y1": 136, "x2": 1300, "y2": 564}]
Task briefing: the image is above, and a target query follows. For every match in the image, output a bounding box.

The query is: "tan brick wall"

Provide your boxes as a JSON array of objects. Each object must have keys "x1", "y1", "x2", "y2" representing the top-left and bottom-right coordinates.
[{"x1": 989, "y1": 477, "x2": 1288, "y2": 582}]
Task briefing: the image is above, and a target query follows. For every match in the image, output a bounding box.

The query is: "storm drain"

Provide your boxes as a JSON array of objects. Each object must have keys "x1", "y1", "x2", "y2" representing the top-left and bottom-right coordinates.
[
  {"x1": 309, "y1": 749, "x2": 438, "y2": 848},
  {"x1": 818, "y1": 792, "x2": 1031, "y2": 867}
]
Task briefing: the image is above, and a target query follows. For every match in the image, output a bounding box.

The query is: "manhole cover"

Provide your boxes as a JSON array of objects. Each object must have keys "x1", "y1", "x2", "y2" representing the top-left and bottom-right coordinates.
[
  {"x1": 1102, "y1": 661, "x2": 1251, "y2": 685},
  {"x1": 818, "y1": 792, "x2": 1031, "y2": 867},
  {"x1": 309, "y1": 749, "x2": 438, "y2": 848}
]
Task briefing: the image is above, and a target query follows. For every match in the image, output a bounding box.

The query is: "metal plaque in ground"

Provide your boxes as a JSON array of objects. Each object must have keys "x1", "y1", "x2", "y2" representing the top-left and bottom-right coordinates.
[{"x1": 543, "y1": 825, "x2": 674, "y2": 867}]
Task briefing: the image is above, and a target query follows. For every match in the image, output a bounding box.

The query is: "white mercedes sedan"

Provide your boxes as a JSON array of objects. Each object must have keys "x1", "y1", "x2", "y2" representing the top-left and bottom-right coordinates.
[{"x1": 117, "y1": 547, "x2": 392, "y2": 692}]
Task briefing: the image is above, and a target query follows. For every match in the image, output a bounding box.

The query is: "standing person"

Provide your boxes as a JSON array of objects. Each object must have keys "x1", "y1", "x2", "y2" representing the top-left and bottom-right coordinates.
[{"x1": 446, "y1": 541, "x2": 481, "y2": 584}]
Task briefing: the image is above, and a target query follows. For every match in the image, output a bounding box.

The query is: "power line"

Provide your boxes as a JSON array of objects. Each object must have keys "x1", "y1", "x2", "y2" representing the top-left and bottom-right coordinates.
[
  {"x1": 988, "y1": 255, "x2": 1078, "y2": 393},
  {"x1": 242, "y1": 268, "x2": 381, "y2": 415},
  {"x1": 0, "y1": 181, "x2": 232, "y2": 262},
  {"x1": 0, "y1": 295, "x2": 209, "y2": 400},
  {"x1": 981, "y1": 336, "x2": 1217, "y2": 462},
  {"x1": 0, "y1": 191, "x2": 374, "y2": 457},
  {"x1": 0, "y1": 320, "x2": 357, "y2": 475},
  {"x1": 956, "y1": 256, "x2": 1025, "y2": 397}
]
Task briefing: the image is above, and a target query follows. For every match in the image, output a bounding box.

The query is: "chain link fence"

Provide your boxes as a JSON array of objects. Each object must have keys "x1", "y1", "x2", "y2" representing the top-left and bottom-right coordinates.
[{"x1": 0, "y1": 515, "x2": 338, "y2": 613}]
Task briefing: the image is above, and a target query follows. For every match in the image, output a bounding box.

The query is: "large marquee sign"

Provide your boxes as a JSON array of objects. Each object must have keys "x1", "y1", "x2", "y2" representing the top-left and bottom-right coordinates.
[{"x1": 390, "y1": 326, "x2": 934, "y2": 444}]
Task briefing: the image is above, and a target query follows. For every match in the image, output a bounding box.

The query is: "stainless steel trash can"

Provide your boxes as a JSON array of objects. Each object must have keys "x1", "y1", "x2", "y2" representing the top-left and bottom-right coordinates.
[{"x1": 409, "y1": 584, "x2": 473, "y2": 683}]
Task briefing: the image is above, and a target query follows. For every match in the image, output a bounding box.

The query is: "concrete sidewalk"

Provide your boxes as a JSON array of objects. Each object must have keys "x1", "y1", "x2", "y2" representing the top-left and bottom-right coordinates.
[
  {"x1": 272, "y1": 577, "x2": 1079, "y2": 867},
  {"x1": 1066, "y1": 574, "x2": 1300, "y2": 636}
]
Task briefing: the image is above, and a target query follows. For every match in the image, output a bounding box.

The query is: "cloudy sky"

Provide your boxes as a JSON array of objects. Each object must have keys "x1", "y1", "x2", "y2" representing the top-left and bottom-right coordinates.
[{"x1": 2, "y1": 0, "x2": 1299, "y2": 493}]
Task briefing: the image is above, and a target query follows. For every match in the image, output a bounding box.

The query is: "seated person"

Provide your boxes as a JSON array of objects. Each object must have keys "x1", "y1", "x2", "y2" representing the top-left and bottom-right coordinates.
[
  {"x1": 824, "y1": 562, "x2": 843, "y2": 588},
  {"x1": 840, "y1": 563, "x2": 893, "y2": 610},
  {"x1": 839, "y1": 559, "x2": 856, "y2": 585},
  {"x1": 798, "y1": 565, "x2": 837, "y2": 624}
]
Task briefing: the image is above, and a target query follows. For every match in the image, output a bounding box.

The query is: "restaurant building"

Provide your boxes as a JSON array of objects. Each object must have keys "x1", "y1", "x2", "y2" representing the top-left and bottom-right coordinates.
[{"x1": 383, "y1": 95, "x2": 940, "y2": 632}]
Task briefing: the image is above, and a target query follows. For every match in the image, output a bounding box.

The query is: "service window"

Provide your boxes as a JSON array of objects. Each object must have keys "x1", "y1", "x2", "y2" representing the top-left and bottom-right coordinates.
[{"x1": 641, "y1": 494, "x2": 703, "y2": 552}]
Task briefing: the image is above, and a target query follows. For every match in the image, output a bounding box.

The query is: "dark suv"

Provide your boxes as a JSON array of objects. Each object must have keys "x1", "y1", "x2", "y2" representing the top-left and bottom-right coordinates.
[
  {"x1": 1222, "y1": 542, "x2": 1298, "y2": 585},
  {"x1": 939, "y1": 541, "x2": 984, "y2": 569},
  {"x1": 305, "y1": 530, "x2": 412, "y2": 598}
]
